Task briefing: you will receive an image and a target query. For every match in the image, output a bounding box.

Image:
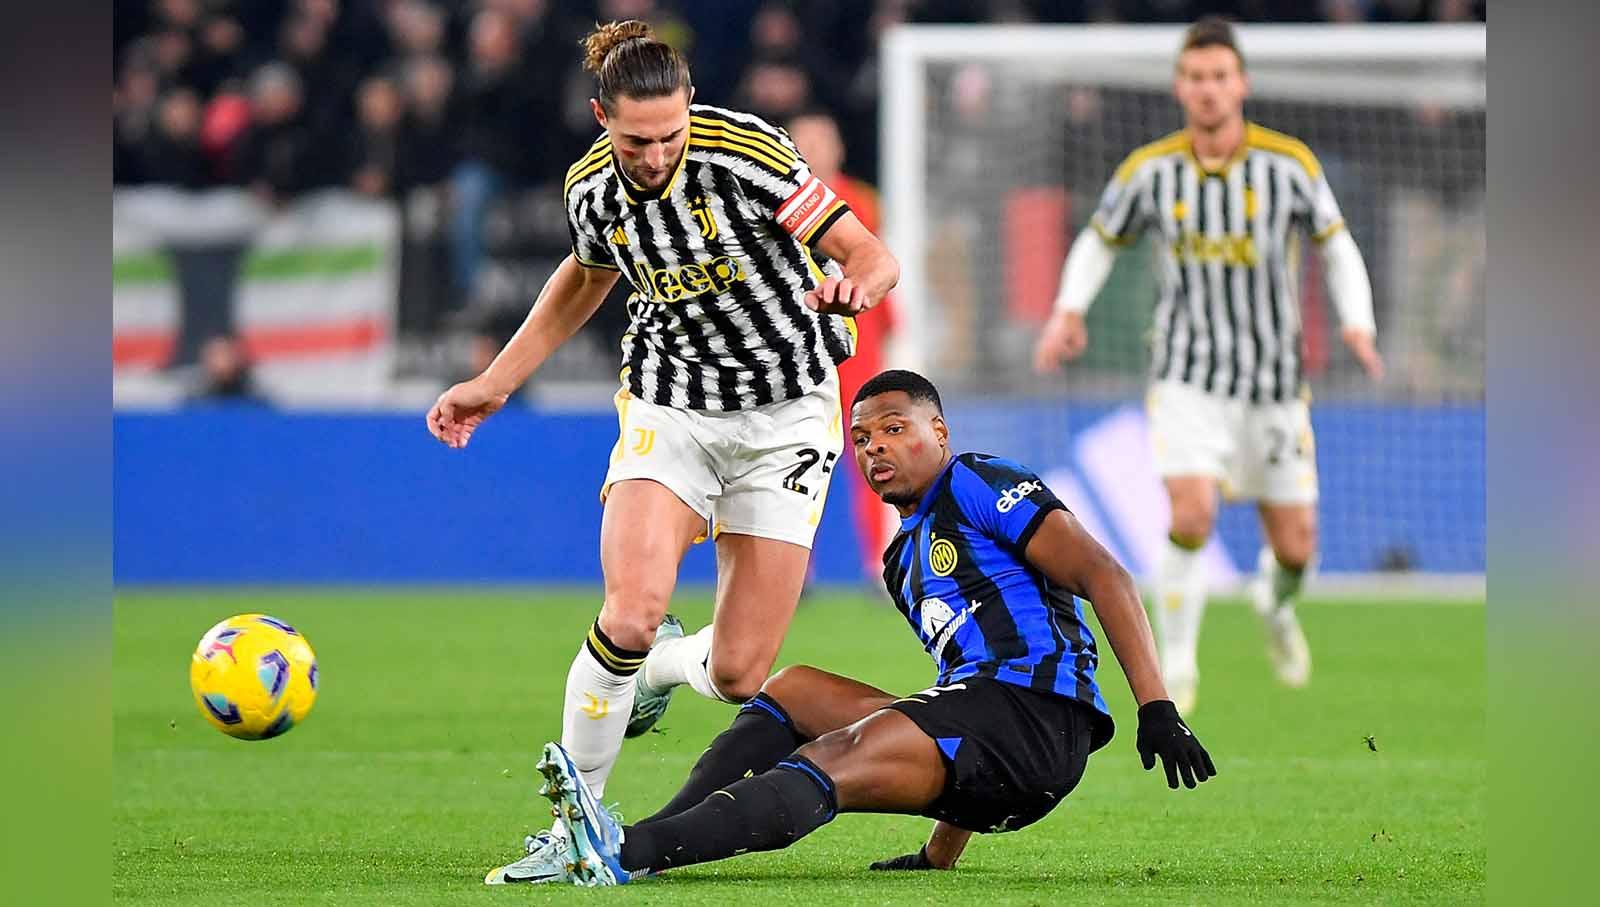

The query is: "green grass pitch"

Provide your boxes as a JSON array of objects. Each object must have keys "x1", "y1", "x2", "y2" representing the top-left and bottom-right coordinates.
[{"x1": 114, "y1": 588, "x2": 1484, "y2": 904}]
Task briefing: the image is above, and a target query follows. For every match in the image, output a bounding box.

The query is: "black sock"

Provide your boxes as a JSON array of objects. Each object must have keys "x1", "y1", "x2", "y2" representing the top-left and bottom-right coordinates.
[
  {"x1": 638, "y1": 692, "x2": 805, "y2": 824},
  {"x1": 620, "y1": 755, "x2": 838, "y2": 874}
]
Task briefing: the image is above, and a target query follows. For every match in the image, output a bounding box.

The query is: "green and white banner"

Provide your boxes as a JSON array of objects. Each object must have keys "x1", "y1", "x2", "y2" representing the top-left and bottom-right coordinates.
[{"x1": 113, "y1": 188, "x2": 400, "y2": 407}]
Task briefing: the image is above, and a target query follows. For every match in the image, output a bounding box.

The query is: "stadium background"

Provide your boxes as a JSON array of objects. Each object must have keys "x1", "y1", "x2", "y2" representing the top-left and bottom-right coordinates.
[
  {"x1": 110, "y1": 3, "x2": 1487, "y2": 903},
  {"x1": 112, "y1": 0, "x2": 1485, "y2": 589}
]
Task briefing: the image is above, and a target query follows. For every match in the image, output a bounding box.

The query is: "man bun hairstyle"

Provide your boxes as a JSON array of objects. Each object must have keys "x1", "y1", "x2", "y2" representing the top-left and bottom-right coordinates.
[
  {"x1": 1180, "y1": 15, "x2": 1245, "y2": 70},
  {"x1": 582, "y1": 20, "x2": 692, "y2": 113},
  {"x1": 853, "y1": 369, "x2": 943, "y2": 414}
]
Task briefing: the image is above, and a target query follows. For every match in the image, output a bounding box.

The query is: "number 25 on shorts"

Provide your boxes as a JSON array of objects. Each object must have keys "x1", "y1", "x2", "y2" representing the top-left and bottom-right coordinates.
[{"x1": 783, "y1": 447, "x2": 837, "y2": 496}]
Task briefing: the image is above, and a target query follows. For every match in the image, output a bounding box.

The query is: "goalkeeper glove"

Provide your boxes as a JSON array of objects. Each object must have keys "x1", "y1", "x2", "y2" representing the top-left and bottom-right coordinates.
[{"x1": 1136, "y1": 699, "x2": 1217, "y2": 790}]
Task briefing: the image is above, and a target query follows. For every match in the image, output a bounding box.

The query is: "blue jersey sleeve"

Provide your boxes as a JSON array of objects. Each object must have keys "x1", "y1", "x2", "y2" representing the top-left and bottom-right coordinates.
[{"x1": 948, "y1": 454, "x2": 1067, "y2": 552}]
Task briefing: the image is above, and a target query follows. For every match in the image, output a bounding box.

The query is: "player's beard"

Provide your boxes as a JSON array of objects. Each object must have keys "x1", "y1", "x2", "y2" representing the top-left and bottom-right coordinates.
[
  {"x1": 626, "y1": 164, "x2": 668, "y2": 188},
  {"x1": 623, "y1": 150, "x2": 682, "y2": 190},
  {"x1": 879, "y1": 486, "x2": 920, "y2": 508}
]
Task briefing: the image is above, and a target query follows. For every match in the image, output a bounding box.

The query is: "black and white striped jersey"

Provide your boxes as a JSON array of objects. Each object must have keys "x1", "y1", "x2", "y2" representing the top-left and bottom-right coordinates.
[
  {"x1": 564, "y1": 104, "x2": 857, "y2": 412},
  {"x1": 1092, "y1": 123, "x2": 1348, "y2": 402}
]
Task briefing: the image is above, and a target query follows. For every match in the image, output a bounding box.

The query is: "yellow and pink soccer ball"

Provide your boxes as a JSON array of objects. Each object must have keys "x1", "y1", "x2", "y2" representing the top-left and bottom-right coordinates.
[{"x1": 189, "y1": 614, "x2": 318, "y2": 740}]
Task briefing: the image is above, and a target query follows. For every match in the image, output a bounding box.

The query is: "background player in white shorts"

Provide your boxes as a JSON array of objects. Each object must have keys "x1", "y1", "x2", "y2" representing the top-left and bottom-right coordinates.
[
  {"x1": 426, "y1": 17, "x2": 898, "y2": 835},
  {"x1": 1032, "y1": 18, "x2": 1384, "y2": 713}
]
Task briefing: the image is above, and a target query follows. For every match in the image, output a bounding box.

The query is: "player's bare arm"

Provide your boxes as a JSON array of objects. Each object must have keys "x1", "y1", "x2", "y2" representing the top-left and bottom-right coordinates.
[
  {"x1": 803, "y1": 211, "x2": 900, "y2": 316},
  {"x1": 1023, "y1": 509, "x2": 1217, "y2": 789},
  {"x1": 426, "y1": 256, "x2": 620, "y2": 448},
  {"x1": 1023, "y1": 511, "x2": 1166, "y2": 705}
]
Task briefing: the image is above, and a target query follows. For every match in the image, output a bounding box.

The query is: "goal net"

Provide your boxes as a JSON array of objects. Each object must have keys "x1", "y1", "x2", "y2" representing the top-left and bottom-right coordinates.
[{"x1": 880, "y1": 24, "x2": 1485, "y2": 588}]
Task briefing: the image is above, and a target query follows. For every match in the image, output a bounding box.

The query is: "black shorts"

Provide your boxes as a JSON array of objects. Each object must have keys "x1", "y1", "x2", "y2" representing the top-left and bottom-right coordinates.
[{"x1": 887, "y1": 678, "x2": 1101, "y2": 834}]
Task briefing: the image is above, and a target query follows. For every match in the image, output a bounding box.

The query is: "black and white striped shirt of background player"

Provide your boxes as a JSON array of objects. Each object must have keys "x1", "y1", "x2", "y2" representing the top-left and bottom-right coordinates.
[
  {"x1": 1092, "y1": 123, "x2": 1350, "y2": 403},
  {"x1": 564, "y1": 104, "x2": 858, "y2": 412}
]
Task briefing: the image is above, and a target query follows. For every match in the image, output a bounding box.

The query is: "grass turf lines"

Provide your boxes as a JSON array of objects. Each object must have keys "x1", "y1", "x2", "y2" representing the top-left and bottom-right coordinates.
[{"x1": 114, "y1": 589, "x2": 1484, "y2": 904}]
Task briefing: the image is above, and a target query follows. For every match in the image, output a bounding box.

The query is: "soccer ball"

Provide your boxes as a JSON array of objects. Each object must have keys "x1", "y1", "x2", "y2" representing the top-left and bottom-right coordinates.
[{"x1": 189, "y1": 614, "x2": 318, "y2": 740}]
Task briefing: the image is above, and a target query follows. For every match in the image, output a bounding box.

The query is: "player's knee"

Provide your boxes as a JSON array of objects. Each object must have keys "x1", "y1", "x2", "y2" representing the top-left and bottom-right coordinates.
[
  {"x1": 1169, "y1": 508, "x2": 1215, "y2": 547},
  {"x1": 794, "y1": 726, "x2": 857, "y2": 774},
  {"x1": 1168, "y1": 491, "x2": 1216, "y2": 544},
  {"x1": 1273, "y1": 530, "x2": 1317, "y2": 573},
  {"x1": 760, "y1": 665, "x2": 819, "y2": 709},
  {"x1": 708, "y1": 660, "x2": 766, "y2": 703},
  {"x1": 596, "y1": 594, "x2": 669, "y2": 651}
]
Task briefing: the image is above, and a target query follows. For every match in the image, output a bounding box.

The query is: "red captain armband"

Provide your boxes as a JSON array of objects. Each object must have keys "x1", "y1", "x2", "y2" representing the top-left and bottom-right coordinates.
[{"x1": 777, "y1": 175, "x2": 847, "y2": 244}]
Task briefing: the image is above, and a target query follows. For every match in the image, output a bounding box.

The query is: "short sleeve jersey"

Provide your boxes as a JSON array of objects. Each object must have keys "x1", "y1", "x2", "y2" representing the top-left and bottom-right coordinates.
[
  {"x1": 564, "y1": 104, "x2": 858, "y2": 412},
  {"x1": 882, "y1": 452, "x2": 1115, "y2": 750}
]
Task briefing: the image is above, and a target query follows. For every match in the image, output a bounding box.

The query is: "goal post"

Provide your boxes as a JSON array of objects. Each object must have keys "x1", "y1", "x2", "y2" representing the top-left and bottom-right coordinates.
[{"x1": 879, "y1": 24, "x2": 1485, "y2": 591}]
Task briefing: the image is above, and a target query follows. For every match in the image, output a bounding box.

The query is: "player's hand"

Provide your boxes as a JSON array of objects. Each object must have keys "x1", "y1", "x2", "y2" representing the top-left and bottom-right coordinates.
[
  {"x1": 426, "y1": 376, "x2": 510, "y2": 449},
  {"x1": 1032, "y1": 311, "x2": 1088, "y2": 373},
  {"x1": 1341, "y1": 327, "x2": 1385, "y2": 383},
  {"x1": 803, "y1": 276, "x2": 871, "y2": 316},
  {"x1": 1136, "y1": 699, "x2": 1216, "y2": 790}
]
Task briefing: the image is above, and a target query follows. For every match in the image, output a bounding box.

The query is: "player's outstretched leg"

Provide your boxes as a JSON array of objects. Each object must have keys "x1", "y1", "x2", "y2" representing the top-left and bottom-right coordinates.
[
  {"x1": 554, "y1": 707, "x2": 946, "y2": 884},
  {"x1": 638, "y1": 665, "x2": 896, "y2": 824},
  {"x1": 633, "y1": 690, "x2": 805, "y2": 826},
  {"x1": 1253, "y1": 504, "x2": 1316, "y2": 687}
]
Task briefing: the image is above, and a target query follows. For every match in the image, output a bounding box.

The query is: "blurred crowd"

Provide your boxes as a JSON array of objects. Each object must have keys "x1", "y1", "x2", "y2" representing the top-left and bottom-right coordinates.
[
  {"x1": 113, "y1": 0, "x2": 1487, "y2": 196},
  {"x1": 114, "y1": 0, "x2": 1485, "y2": 393}
]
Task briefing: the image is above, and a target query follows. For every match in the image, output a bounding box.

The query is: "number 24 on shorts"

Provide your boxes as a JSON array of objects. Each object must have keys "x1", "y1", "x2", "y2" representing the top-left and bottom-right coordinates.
[{"x1": 782, "y1": 447, "x2": 837, "y2": 496}]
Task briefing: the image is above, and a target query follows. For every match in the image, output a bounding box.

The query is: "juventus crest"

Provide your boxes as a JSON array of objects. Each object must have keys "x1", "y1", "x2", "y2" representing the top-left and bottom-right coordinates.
[{"x1": 689, "y1": 193, "x2": 718, "y2": 240}]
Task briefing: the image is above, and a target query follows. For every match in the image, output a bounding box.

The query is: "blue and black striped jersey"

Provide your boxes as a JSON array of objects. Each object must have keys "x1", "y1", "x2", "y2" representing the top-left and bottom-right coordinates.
[{"x1": 882, "y1": 452, "x2": 1114, "y2": 748}]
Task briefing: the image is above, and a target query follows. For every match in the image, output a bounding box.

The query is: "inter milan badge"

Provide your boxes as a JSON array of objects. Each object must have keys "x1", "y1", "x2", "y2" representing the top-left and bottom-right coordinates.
[
  {"x1": 929, "y1": 535, "x2": 959, "y2": 577},
  {"x1": 689, "y1": 193, "x2": 718, "y2": 240}
]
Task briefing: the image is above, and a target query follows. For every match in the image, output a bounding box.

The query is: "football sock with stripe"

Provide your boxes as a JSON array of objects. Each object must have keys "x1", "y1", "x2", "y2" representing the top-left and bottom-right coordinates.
[
  {"x1": 1156, "y1": 534, "x2": 1207, "y2": 684},
  {"x1": 639, "y1": 692, "x2": 806, "y2": 824},
  {"x1": 620, "y1": 755, "x2": 837, "y2": 874},
  {"x1": 560, "y1": 620, "x2": 647, "y2": 798}
]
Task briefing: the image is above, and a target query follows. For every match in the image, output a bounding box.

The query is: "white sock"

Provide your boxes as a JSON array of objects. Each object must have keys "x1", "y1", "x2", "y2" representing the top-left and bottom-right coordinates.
[
  {"x1": 1156, "y1": 537, "x2": 1208, "y2": 682},
  {"x1": 559, "y1": 623, "x2": 645, "y2": 798},
  {"x1": 642, "y1": 625, "x2": 737, "y2": 703},
  {"x1": 1259, "y1": 546, "x2": 1308, "y2": 611}
]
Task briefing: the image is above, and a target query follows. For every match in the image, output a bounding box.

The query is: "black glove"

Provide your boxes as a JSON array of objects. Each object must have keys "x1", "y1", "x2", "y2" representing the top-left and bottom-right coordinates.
[
  {"x1": 870, "y1": 846, "x2": 938, "y2": 871},
  {"x1": 1136, "y1": 699, "x2": 1216, "y2": 789}
]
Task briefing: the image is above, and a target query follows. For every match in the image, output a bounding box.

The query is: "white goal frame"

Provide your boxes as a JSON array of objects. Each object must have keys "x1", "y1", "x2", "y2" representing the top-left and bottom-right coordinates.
[{"x1": 879, "y1": 23, "x2": 1487, "y2": 374}]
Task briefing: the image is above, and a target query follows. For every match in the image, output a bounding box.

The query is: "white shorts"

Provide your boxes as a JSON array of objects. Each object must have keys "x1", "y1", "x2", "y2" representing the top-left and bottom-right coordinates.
[
  {"x1": 600, "y1": 372, "x2": 844, "y2": 549},
  {"x1": 1146, "y1": 380, "x2": 1318, "y2": 504}
]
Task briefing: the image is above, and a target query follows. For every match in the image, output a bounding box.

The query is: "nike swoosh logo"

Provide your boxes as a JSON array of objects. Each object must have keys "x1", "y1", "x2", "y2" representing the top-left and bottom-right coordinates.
[{"x1": 1180, "y1": 725, "x2": 1192, "y2": 737}]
